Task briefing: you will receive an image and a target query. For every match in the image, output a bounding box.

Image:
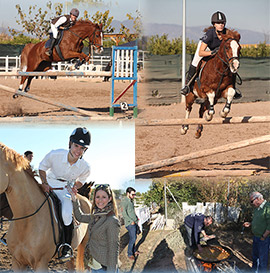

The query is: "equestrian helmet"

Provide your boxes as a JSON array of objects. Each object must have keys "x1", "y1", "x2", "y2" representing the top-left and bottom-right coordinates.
[
  {"x1": 70, "y1": 127, "x2": 91, "y2": 148},
  {"x1": 70, "y1": 8, "x2": 79, "y2": 17},
  {"x1": 211, "y1": 11, "x2": 226, "y2": 25}
]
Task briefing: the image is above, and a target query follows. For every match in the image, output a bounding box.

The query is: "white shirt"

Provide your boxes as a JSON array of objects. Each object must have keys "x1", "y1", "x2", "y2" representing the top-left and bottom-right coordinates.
[{"x1": 39, "y1": 149, "x2": 91, "y2": 188}]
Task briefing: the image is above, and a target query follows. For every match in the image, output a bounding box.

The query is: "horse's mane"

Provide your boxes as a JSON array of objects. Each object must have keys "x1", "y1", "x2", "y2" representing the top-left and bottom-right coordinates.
[
  {"x1": 203, "y1": 26, "x2": 241, "y2": 42},
  {"x1": 0, "y1": 142, "x2": 29, "y2": 171},
  {"x1": 223, "y1": 29, "x2": 241, "y2": 42},
  {"x1": 75, "y1": 19, "x2": 95, "y2": 27}
]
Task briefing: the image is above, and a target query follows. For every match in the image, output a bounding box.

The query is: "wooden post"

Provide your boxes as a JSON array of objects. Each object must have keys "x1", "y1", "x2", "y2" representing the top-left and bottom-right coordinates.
[{"x1": 135, "y1": 135, "x2": 270, "y2": 174}]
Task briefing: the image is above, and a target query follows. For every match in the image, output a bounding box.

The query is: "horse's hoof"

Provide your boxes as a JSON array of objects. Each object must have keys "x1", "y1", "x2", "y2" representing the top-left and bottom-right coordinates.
[
  {"x1": 205, "y1": 112, "x2": 213, "y2": 121},
  {"x1": 195, "y1": 132, "x2": 202, "y2": 139},
  {"x1": 13, "y1": 94, "x2": 19, "y2": 99},
  {"x1": 219, "y1": 110, "x2": 228, "y2": 118},
  {"x1": 180, "y1": 125, "x2": 189, "y2": 135}
]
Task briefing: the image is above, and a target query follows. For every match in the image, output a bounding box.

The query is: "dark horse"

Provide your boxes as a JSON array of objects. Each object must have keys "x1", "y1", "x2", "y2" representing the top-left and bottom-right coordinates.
[
  {"x1": 17, "y1": 20, "x2": 103, "y2": 94},
  {"x1": 181, "y1": 29, "x2": 241, "y2": 138}
]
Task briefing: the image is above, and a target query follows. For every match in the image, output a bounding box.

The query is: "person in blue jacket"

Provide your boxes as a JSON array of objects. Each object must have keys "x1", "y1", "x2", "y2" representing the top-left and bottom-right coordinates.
[{"x1": 184, "y1": 213, "x2": 215, "y2": 252}]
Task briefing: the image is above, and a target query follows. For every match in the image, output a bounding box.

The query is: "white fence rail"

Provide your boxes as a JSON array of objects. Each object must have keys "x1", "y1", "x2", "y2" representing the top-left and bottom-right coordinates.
[
  {"x1": 0, "y1": 50, "x2": 146, "y2": 73},
  {"x1": 182, "y1": 202, "x2": 241, "y2": 224}
]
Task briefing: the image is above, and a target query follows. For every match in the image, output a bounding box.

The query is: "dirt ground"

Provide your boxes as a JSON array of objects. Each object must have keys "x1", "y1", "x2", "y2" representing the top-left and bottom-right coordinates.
[
  {"x1": 0, "y1": 78, "x2": 269, "y2": 178},
  {"x1": 0, "y1": 221, "x2": 255, "y2": 272}
]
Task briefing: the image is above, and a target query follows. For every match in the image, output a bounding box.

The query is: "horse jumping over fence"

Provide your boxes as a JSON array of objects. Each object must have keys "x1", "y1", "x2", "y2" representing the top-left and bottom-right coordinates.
[
  {"x1": 0, "y1": 142, "x2": 92, "y2": 271},
  {"x1": 181, "y1": 29, "x2": 241, "y2": 138},
  {"x1": 16, "y1": 20, "x2": 103, "y2": 96}
]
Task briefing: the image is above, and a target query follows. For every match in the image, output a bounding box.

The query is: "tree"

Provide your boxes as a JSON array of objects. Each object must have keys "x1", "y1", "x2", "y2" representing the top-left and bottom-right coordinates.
[
  {"x1": 9, "y1": 2, "x2": 63, "y2": 40},
  {"x1": 119, "y1": 10, "x2": 142, "y2": 43}
]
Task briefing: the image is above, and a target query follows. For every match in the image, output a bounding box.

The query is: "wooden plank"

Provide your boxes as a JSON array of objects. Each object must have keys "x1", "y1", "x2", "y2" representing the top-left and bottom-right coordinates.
[
  {"x1": 0, "y1": 83, "x2": 114, "y2": 120},
  {"x1": 164, "y1": 170, "x2": 257, "y2": 178},
  {"x1": 135, "y1": 135, "x2": 270, "y2": 174},
  {"x1": 136, "y1": 116, "x2": 270, "y2": 126}
]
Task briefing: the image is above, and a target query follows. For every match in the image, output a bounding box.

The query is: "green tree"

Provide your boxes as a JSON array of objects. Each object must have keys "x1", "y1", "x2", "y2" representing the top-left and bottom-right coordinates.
[{"x1": 9, "y1": 2, "x2": 63, "y2": 40}]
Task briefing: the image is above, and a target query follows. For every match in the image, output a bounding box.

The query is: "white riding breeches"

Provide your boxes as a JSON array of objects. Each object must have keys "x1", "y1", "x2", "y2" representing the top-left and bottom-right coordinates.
[
  {"x1": 191, "y1": 40, "x2": 211, "y2": 67},
  {"x1": 54, "y1": 188, "x2": 73, "y2": 226}
]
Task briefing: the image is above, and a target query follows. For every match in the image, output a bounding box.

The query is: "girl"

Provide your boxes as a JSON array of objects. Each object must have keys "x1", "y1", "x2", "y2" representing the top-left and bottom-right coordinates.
[{"x1": 181, "y1": 11, "x2": 241, "y2": 99}]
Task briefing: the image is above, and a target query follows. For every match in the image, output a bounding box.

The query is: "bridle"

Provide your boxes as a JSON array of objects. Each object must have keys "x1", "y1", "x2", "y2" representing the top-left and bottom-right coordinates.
[
  {"x1": 216, "y1": 38, "x2": 240, "y2": 71},
  {"x1": 67, "y1": 24, "x2": 103, "y2": 50}
]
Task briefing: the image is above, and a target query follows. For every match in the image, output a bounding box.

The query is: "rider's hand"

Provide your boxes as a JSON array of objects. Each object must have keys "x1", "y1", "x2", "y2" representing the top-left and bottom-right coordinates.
[
  {"x1": 41, "y1": 183, "x2": 51, "y2": 193},
  {"x1": 211, "y1": 47, "x2": 219, "y2": 55}
]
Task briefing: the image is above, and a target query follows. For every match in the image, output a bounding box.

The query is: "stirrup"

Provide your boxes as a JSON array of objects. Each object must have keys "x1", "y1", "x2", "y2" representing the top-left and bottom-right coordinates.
[
  {"x1": 45, "y1": 50, "x2": 52, "y2": 57},
  {"x1": 180, "y1": 85, "x2": 190, "y2": 96},
  {"x1": 57, "y1": 243, "x2": 74, "y2": 261}
]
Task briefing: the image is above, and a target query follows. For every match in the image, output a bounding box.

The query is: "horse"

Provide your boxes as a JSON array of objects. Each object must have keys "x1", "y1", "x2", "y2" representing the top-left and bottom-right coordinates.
[
  {"x1": 181, "y1": 29, "x2": 241, "y2": 138},
  {"x1": 0, "y1": 142, "x2": 92, "y2": 271},
  {"x1": 17, "y1": 20, "x2": 103, "y2": 94}
]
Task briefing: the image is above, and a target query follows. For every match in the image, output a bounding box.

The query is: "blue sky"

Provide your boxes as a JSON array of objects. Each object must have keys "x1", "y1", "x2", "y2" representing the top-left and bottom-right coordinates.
[
  {"x1": 0, "y1": 0, "x2": 269, "y2": 34},
  {"x1": 0, "y1": 122, "x2": 135, "y2": 190}
]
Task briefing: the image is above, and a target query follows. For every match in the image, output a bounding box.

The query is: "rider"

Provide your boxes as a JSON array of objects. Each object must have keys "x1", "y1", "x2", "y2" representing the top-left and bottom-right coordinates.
[
  {"x1": 180, "y1": 11, "x2": 242, "y2": 99},
  {"x1": 39, "y1": 127, "x2": 91, "y2": 261},
  {"x1": 45, "y1": 8, "x2": 80, "y2": 57}
]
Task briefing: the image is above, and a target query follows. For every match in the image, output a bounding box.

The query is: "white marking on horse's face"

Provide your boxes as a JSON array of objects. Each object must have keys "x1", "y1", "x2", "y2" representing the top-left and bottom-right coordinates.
[{"x1": 230, "y1": 40, "x2": 240, "y2": 73}]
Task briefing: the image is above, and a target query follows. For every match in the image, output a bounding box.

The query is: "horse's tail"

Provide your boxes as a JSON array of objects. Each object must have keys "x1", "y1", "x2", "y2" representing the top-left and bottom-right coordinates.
[
  {"x1": 20, "y1": 43, "x2": 35, "y2": 71},
  {"x1": 76, "y1": 230, "x2": 89, "y2": 271}
]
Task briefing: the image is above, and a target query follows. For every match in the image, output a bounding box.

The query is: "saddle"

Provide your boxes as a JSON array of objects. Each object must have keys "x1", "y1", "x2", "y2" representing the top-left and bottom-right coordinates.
[{"x1": 45, "y1": 31, "x2": 65, "y2": 61}]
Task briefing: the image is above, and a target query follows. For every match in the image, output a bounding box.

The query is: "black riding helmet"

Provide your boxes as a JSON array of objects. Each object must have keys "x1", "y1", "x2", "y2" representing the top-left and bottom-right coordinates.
[
  {"x1": 69, "y1": 127, "x2": 91, "y2": 148},
  {"x1": 211, "y1": 11, "x2": 226, "y2": 25}
]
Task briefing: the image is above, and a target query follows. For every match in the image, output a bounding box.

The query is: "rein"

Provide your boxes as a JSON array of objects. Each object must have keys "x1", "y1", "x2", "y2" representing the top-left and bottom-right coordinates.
[
  {"x1": 67, "y1": 26, "x2": 103, "y2": 48},
  {"x1": 0, "y1": 193, "x2": 50, "y2": 226}
]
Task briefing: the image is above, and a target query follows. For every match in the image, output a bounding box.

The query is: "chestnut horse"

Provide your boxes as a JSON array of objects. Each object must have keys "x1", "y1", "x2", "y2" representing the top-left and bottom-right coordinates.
[
  {"x1": 0, "y1": 142, "x2": 91, "y2": 271},
  {"x1": 181, "y1": 29, "x2": 241, "y2": 138},
  {"x1": 17, "y1": 20, "x2": 103, "y2": 94}
]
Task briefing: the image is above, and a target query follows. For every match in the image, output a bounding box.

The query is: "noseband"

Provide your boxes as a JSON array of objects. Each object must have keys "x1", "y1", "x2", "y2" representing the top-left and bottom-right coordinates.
[{"x1": 217, "y1": 38, "x2": 240, "y2": 69}]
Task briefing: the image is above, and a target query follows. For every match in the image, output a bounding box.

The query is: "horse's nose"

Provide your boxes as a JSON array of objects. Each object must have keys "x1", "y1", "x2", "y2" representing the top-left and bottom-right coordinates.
[{"x1": 231, "y1": 59, "x2": 239, "y2": 72}]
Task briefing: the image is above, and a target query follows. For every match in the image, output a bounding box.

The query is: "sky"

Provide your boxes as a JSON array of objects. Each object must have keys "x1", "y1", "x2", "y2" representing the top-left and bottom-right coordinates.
[
  {"x1": 0, "y1": 0, "x2": 269, "y2": 34},
  {"x1": 0, "y1": 122, "x2": 135, "y2": 190}
]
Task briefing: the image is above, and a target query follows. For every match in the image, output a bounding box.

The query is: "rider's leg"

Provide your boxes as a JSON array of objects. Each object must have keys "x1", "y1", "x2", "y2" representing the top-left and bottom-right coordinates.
[
  {"x1": 57, "y1": 189, "x2": 74, "y2": 261},
  {"x1": 46, "y1": 24, "x2": 58, "y2": 56},
  {"x1": 232, "y1": 74, "x2": 242, "y2": 99},
  {"x1": 181, "y1": 41, "x2": 203, "y2": 96},
  {"x1": 61, "y1": 222, "x2": 74, "y2": 260}
]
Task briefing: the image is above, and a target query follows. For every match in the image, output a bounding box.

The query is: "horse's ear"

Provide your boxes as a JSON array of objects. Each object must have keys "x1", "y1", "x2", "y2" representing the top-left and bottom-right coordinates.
[
  {"x1": 235, "y1": 32, "x2": 241, "y2": 42},
  {"x1": 99, "y1": 23, "x2": 103, "y2": 30}
]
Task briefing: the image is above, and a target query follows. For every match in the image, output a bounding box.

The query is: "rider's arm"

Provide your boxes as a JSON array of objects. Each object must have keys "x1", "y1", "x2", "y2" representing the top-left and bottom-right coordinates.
[
  {"x1": 39, "y1": 170, "x2": 51, "y2": 192},
  {"x1": 198, "y1": 42, "x2": 212, "y2": 57},
  {"x1": 53, "y1": 16, "x2": 68, "y2": 28}
]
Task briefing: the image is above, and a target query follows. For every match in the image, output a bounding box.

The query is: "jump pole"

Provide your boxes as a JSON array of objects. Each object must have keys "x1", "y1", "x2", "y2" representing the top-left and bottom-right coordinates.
[
  {"x1": 136, "y1": 116, "x2": 270, "y2": 126},
  {"x1": 135, "y1": 134, "x2": 270, "y2": 174},
  {"x1": 0, "y1": 84, "x2": 114, "y2": 120},
  {"x1": 0, "y1": 71, "x2": 112, "y2": 77}
]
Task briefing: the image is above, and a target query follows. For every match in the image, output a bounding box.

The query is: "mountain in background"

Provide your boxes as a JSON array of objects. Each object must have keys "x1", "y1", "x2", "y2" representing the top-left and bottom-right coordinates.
[{"x1": 111, "y1": 20, "x2": 269, "y2": 45}]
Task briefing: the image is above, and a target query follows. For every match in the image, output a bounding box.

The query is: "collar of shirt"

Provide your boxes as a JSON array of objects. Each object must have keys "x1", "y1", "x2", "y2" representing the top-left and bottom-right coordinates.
[
  {"x1": 259, "y1": 200, "x2": 267, "y2": 210},
  {"x1": 62, "y1": 150, "x2": 80, "y2": 167}
]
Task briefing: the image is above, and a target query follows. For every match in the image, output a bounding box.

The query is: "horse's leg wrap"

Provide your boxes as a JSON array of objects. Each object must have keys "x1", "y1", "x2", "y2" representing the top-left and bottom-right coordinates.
[{"x1": 180, "y1": 125, "x2": 189, "y2": 135}]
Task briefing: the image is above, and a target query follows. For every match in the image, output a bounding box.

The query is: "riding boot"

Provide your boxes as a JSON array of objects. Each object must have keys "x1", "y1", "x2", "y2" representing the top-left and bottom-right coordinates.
[
  {"x1": 232, "y1": 74, "x2": 242, "y2": 99},
  {"x1": 59, "y1": 223, "x2": 73, "y2": 261},
  {"x1": 45, "y1": 38, "x2": 57, "y2": 57},
  {"x1": 180, "y1": 64, "x2": 197, "y2": 96}
]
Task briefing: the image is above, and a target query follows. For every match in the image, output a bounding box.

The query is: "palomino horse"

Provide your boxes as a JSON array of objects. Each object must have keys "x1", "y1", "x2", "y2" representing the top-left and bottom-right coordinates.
[
  {"x1": 181, "y1": 29, "x2": 241, "y2": 138},
  {"x1": 17, "y1": 20, "x2": 103, "y2": 94},
  {"x1": 0, "y1": 142, "x2": 91, "y2": 271}
]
